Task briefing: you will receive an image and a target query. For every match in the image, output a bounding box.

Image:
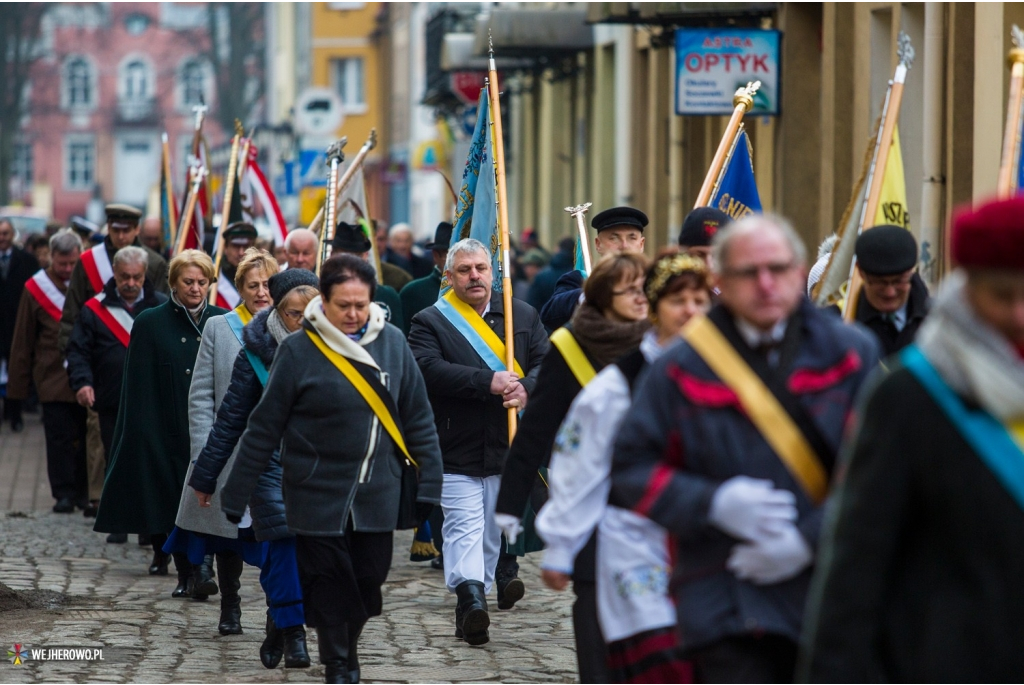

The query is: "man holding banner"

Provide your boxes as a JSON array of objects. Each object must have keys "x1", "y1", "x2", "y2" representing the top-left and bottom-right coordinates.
[
  {"x1": 610, "y1": 215, "x2": 878, "y2": 683},
  {"x1": 408, "y1": 238, "x2": 548, "y2": 647},
  {"x1": 800, "y1": 197, "x2": 1024, "y2": 682}
]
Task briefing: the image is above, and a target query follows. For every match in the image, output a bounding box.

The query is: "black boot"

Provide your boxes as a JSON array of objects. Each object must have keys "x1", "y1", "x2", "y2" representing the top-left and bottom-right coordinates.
[
  {"x1": 193, "y1": 554, "x2": 218, "y2": 597},
  {"x1": 148, "y1": 550, "x2": 169, "y2": 576},
  {"x1": 454, "y1": 580, "x2": 490, "y2": 646},
  {"x1": 347, "y1": 619, "x2": 365, "y2": 682},
  {"x1": 217, "y1": 552, "x2": 243, "y2": 635},
  {"x1": 495, "y1": 553, "x2": 524, "y2": 610},
  {"x1": 282, "y1": 623, "x2": 311, "y2": 668},
  {"x1": 318, "y1": 622, "x2": 351, "y2": 683},
  {"x1": 171, "y1": 553, "x2": 192, "y2": 598},
  {"x1": 260, "y1": 613, "x2": 283, "y2": 669}
]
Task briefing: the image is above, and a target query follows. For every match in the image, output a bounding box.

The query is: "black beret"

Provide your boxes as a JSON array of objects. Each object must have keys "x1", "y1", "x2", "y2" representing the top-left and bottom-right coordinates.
[
  {"x1": 591, "y1": 206, "x2": 648, "y2": 233},
  {"x1": 331, "y1": 221, "x2": 371, "y2": 254},
  {"x1": 679, "y1": 207, "x2": 730, "y2": 247},
  {"x1": 425, "y1": 222, "x2": 453, "y2": 251},
  {"x1": 855, "y1": 225, "x2": 918, "y2": 276},
  {"x1": 222, "y1": 222, "x2": 258, "y2": 243},
  {"x1": 269, "y1": 268, "x2": 320, "y2": 304}
]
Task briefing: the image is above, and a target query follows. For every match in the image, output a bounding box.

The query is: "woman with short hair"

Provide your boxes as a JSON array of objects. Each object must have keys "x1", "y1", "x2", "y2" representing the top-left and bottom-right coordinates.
[
  {"x1": 220, "y1": 254, "x2": 443, "y2": 684},
  {"x1": 93, "y1": 249, "x2": 227, "y2": 580}
]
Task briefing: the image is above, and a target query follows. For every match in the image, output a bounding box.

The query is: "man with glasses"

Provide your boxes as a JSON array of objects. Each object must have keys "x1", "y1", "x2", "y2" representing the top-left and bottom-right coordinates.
[
  {"x1": 852, "y1": 225, "x2": 931, "y2": 356},
  {"x1": 610, "y1": 214, "x2": 879, "y2": 683}
]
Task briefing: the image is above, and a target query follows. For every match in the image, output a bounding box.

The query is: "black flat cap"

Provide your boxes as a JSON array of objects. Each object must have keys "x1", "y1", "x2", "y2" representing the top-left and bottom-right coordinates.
[
  {"x1": 855, "y1": 225, "x2": 918, "y2": 276},
  {"x1": 592, "y1": 207, "x2": 648, "y2": 233},
  {"x1": 332, "y1": 221, "x2": 371, "y2": 254},
  {"x1": 426, "y1": 222, "x2": 453, "y2": 251},
  {"x1": 223, "y1": 221, "x2": 258, "y2": 244},
  {"x1": 679, "y1": 207, "x2": 730, "y2": 247},
  {"x1": 105, "y1": 204, "x2": 142, "y2": 222},
  {"x1": 269, "y1": 268, "x2": 320, "y2": 303}
]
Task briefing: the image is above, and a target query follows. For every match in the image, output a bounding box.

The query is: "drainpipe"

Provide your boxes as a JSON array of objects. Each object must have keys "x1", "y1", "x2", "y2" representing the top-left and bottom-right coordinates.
[{"x1": 919, "y1": 2, "x2": 945, "y2": 286}]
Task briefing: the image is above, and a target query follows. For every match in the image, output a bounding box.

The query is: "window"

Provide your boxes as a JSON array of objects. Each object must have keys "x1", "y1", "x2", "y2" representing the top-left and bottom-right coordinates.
[
  {"x1": 181, "y1": 59, "x2": 206, "y2": 107},
  {"x1": 123, "y1": 60, "x2": 149, "y2": 100},
  {"x1": 65, "y1": 137, "x2": 95, "y2": 190},
  {"x1": 64, "y1": 56, "x2": 93, "y2": 108},
  {"x1": 123, "y1": 13, "x2": 151, "y2": 35},
  {"x1": 11, "y1": 141, "x2": 32, "y2": 189},
  {"x1": 332, "y1": 58, "x2": 365, "y2": 111}
]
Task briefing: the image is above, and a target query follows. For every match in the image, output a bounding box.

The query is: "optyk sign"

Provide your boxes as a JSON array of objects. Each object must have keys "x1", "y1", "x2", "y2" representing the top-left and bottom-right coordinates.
[{"x1": 675, "y1": 29, "x2": 780, "y2": 116}]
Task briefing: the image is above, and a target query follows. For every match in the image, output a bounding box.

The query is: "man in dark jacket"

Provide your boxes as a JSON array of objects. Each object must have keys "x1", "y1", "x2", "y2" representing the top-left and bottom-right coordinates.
[
  {"x1": 0, "y1": 218, "x2": 41, "y2": 431},
  {"x1": 851, "y1": 224, "x2": 930, "y2": 356},
  {"x1": 66, "y1": 246, "x2": 166, "y2": 455},
  {"x1": 408, "y1": 238, "x2": 549, "y2": 646},
  {"x1": 610, "y1": 214, "x2": 879, "y2": 683},
  {"x1": 540, "y1": 207, "x2": 647, "y2": 331},
  {"x1": 400, "y1": 221, "x2": 451, "y2": 335},
  {"x1": 800, "y1": 197, "x2": 1024, "y2": 683},
  {"x1": 526, "y1": 237, "x2": 574, "y2": 315}
]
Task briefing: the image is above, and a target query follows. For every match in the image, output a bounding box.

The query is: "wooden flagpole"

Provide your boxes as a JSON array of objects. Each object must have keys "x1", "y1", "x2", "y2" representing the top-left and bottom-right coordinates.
[
  {"x1": 486, "y1": 35, "x2": 519, "y2": 443},
  {"x1": 175, "y1": 162, "x2": 206, "y2": 256},
  {"x1": 844, "y1": 32, "x2": 914, "y2": 322},
  {"x1": 208, "y1": 121, "x2": 244, "y2": 305},
  {"x1": 565, "y1": 202, "x2": 593, "y2": 274},
  {"x1": 997, "y1": 26, "x2": 1024, "y2": 198},
  {"x1": 694, "y1": 81, "x2": 760, "y2": 208}
]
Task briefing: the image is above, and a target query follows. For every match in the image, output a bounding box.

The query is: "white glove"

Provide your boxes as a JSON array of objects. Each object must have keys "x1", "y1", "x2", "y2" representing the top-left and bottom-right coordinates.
[
  {"x1": 708, "y1": 476, "x2": 797, "y2": 541},
  {"x1": 726, "y1": 523, "x2": 813, "y2": 585},
  {"x1": 494, "y1": 513, "x2": 524, "y2": 545}
]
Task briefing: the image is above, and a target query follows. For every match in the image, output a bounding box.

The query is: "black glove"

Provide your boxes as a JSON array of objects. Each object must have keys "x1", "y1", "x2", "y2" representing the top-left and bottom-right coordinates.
[
  {"x1": 415, "y1": 502, "x2": 434, "y2": 528},
  {"x1": 225, "y1": 512, "x2": 242, "y2": 524}
]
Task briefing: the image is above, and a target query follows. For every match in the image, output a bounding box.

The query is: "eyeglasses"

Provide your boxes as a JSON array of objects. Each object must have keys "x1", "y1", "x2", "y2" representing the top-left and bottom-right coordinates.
[
  {"x1": 863, "y1": 271, "x2": 914, "y2": 288},
  {"x1": 281, "y1": 309, "x2": 304, "y2": 322},
  {"x1": 722, "y1": 261, "x2": 796, "y2": 281},
  {"x1": 612, "y1": 286, "x2": 646, "y2": 299}
]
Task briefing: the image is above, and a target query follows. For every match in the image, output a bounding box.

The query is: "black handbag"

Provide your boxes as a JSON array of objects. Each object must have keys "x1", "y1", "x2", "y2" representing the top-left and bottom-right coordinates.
[{"x1": 395, "y1": 455, "x2": 420, "y2": 530}]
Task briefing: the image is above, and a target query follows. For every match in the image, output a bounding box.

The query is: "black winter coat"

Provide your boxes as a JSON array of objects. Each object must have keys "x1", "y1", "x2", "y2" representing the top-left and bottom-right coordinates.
[
  {"x1": 799, "y1": 360, "x2": 1024, "y2": 682},
  {"x1": 854, "y1": 272, "x2": 930, "y2": 357},
  {"x1": 408, "y1": 291, "x2": 550, "y2": 478},
  {"x1": 0, "y1": 247, "x2": 40, "y2": 359},
  {"x1": 539, "y1": 269, "x2": 583, "y2": 332},
  {"x1": 65, "y1": 278, "x2": 166, "y2": 413},
  {"x1": 189, "y1": 308, "x2": 288, "y2": 541}
]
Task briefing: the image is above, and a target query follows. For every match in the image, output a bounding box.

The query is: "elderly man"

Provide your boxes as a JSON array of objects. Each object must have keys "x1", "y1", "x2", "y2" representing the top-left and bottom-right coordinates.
[
  {"x1": 283, "y1": 228, "x2": 318, "y2": 272},
  {"x1": 400, "y1": 222, "x2": 452, "y2": 334},
  {"x1": 850, "y1": 224, "x2": 930, "y2": 356},
  {"x1": 408, "y1": 238, "x2": 549, "y2": 646},
  {"x1": 8, "y1": 230, "x2": 85, "y2": 512},
  {"x1": 540, "y1": 207, "x2": 647, "y2": 331},
  {"x1": 384, "y1": 222, "x2": 432, "y2": 280},
  {"x1": 0, "y1": 218, "x2": 40, "y2": 432},
  {"x1": 800, "y1": 197, "x2": 1024, "y2": 682},
  {"x1": 610, "y1": 215, "x2": 879, "y2": 683},
  {"x1": 213, "y1": 222, "x2": 257, "y2": 309},
  {"x1": 66, "y1": 247, "x2": 167, "y2": 481}
]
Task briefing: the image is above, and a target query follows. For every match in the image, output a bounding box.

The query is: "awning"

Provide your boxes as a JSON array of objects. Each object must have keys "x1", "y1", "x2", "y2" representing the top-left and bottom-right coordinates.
[
  {"x1": 472, "y1": 9, "x2": 593, "y2": 57},
  {"x1": 442, "y1": 33, "x2": 533, "y2": 72},
  {"x1": 587, "y1": 2, "x2": 776, "y2": 26}
]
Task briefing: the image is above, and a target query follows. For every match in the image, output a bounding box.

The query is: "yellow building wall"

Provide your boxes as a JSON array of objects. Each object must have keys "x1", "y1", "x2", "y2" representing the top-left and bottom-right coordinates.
[{"x1": 310, "y1": 3, "x2": 383, "y2": 158}]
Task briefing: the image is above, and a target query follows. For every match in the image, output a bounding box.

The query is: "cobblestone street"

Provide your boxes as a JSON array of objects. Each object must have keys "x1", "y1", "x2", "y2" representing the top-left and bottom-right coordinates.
[{"x1": 0, "y1": 414, "x2": 579, "y2": 683}]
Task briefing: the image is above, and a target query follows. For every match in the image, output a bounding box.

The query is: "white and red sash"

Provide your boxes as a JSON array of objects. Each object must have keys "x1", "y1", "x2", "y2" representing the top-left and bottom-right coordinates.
[
  {"x1": 215, "y1": 271, "x2": 241, "y2": 310},
  {"x1": 79, "y1": 244, "x2": 114, "y2": 294},
  {"x1": 24, "y1": 270, "x2": 66, "y2": 322},
  {"x1": 83, "y1": 292, "x2": 135, "y2": 348}
]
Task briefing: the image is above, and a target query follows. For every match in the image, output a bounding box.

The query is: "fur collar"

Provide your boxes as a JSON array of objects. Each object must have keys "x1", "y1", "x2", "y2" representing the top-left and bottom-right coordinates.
[{"x1": 242, "y1": 308, "x2": 279, "y2": 365}]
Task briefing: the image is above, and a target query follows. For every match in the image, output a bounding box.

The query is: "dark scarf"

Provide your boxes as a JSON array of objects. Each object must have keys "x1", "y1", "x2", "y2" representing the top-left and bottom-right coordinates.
[{"x1": 569, "y1": 302, "x2": 651, "y2": 368}]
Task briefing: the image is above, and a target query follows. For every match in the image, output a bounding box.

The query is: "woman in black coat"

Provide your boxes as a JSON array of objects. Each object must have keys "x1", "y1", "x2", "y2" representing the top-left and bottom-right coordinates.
[{"x1": 190, "y1": 270, "x2": 320, "y2": 671}]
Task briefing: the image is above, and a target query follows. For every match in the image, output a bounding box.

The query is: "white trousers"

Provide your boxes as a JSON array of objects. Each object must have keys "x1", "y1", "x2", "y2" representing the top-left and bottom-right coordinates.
[{"x1": 441, "y1": 473, "x2": 502, "y2": 594}]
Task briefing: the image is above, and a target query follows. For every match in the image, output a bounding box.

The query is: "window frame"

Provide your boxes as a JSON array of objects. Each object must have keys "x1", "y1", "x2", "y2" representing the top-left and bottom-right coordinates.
[
  {"x1": 331, "y1": 56, "x2": 367, "y2": 114},
  {"x1": 64, "y1": 134, "x2": 96, "y2": 191},
  {"x1": 62, "y1": 55, "x2": 97, "y2": 111}
]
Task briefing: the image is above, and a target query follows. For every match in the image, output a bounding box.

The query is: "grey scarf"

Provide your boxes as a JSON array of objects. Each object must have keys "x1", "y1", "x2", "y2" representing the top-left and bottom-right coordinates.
[
  {"x1": 266, "y1": 310, "x2": 291, "y2": 344},
  {"x1": 916, "y1": 271, "x2": 1024, "y2": 421}
]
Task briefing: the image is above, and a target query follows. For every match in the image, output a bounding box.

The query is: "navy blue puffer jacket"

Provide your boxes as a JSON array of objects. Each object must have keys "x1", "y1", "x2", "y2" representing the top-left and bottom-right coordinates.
[{"x1": 188, "y1": 308, "x2": 289, "y2": 541}]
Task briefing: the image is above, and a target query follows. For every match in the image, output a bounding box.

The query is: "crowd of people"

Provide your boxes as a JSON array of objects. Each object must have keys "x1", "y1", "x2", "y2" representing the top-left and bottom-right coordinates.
[{"x1": 1, "y1": 191, "x2": 1024, "y2": 684}]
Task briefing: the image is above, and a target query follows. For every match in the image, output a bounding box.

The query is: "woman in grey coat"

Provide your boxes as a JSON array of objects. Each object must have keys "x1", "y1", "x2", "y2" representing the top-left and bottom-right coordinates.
[
  {"x1": 221, "y1": 254, "x2": 443, "y2": 684},
  {"x1": 164, "y1": 248, "x2": 278, "y2": 635}
]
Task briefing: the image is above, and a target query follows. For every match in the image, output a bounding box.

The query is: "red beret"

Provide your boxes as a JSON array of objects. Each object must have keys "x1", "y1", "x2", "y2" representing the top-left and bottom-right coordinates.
[{"x1": 951, "y1": 196, "x2": 1024, "y2": 270}]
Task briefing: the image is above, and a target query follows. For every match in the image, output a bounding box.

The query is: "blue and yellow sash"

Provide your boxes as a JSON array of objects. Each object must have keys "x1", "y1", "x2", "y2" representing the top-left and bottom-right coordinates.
[
  {"x1": 902, "y1": 345, "x2": 1024, "y2": 510},
  {"x1": 225, "y1": 305, "x2": 269, "y2": 387},
  {"x1": 434, "y1": 290, "x2": 524, "y2": 377}
]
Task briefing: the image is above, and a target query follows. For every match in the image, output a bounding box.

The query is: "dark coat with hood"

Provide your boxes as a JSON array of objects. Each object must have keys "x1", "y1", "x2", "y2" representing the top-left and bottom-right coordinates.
[
  {"x1": 66, "y1": 278, "x2": 166, "y2": 413},
  {"x1": 189, "y1": 308, "x2": 288, "y2": 541},
  {"x1": 93, "y1": 298, "x2": 227, "y2": 535},
  {"x1": 609, "y1": 299, "x2": 880, "y2": 651}
]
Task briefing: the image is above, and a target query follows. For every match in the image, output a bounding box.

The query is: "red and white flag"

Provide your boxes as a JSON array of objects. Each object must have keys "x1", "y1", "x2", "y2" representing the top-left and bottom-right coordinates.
[
  {"x1": 79, "y1": 244, "x2": 114, "y2": 294},
  {"x1": 24, "y1": 270, "x2": 66, "y2": 322},
  {"x1": 83, "y1": 293, "x2": 135, "y2": 348},
  {"x1": 239, "y1": 143, "x2": 288, "y2": 246},
  {"x1": 215, "y1": 271, "x2": 241, "y2": 310}
]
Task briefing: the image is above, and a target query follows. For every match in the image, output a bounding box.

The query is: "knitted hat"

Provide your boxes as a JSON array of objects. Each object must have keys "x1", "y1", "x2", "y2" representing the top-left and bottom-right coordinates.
[
  {"x1": 855, "y1": 225, "x2": 918, "y2": 275},
  {"x1": 269, "y1": 268, "x2": 320, "y2": 304},
  {"x1": 951, "y1": 196, "x2": 1024, "y2": 271}
]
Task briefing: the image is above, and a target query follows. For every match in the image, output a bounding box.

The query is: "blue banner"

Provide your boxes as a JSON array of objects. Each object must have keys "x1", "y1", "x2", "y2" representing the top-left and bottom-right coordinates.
[{"x1": 710, "y1": 130, "x2": 762, "y2": 221}]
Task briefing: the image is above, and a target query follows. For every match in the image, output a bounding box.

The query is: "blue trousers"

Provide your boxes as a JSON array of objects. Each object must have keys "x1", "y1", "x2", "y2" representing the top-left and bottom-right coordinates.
[{"x1": 260, "y1": 537, "x2": 305, "y2": 629}]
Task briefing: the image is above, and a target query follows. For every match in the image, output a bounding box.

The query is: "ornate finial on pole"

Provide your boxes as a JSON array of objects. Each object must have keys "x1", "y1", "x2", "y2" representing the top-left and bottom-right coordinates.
[
  {"x1": 233, "y1": 119, "x2": 244, "y2": 137},
  {"x1": 897, "y1": 30, "x2": 915, "y2": 69},
  {"x1": 1010, "y1": 25, "x2": 1024, "y2": 66},
  {"x1": 732, "y1": 81, "x2": 761, "y2": 112},
  {"x1": 564, "y1": 202, "x2": 592, "y2": 217},
  {"x1": 191, "y1": 98, "x2": 208, "y2": 131},
  {"x1": 488, "y1": 28, "x2": 493, "y2": 55},
  {"x1": 325, "y1": 137, "x2": 347, "y2": 166}
]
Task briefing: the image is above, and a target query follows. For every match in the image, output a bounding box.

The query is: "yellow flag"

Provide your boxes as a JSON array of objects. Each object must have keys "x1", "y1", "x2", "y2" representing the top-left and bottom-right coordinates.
[{"x1": 873, "y1": 126, "x2": 911, "y2": 229}]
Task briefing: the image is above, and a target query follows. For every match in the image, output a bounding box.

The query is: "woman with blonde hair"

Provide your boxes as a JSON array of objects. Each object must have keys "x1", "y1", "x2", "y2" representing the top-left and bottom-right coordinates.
[
  {"x1": 93, "y1": 249, "x2": 227, "y2": 581},
  {"x1": 165, "y1": 247, "x2": 278, "y2": 636}
]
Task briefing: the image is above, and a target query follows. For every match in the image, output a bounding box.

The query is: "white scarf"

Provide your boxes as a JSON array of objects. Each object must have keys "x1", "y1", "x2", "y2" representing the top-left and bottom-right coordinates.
[
  {"x1": 916, "y1": 270, "x2": 1024, "y2": 422},
  {"x1": 303, "y1": 295, "x2": 386, "y2": 370}
]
